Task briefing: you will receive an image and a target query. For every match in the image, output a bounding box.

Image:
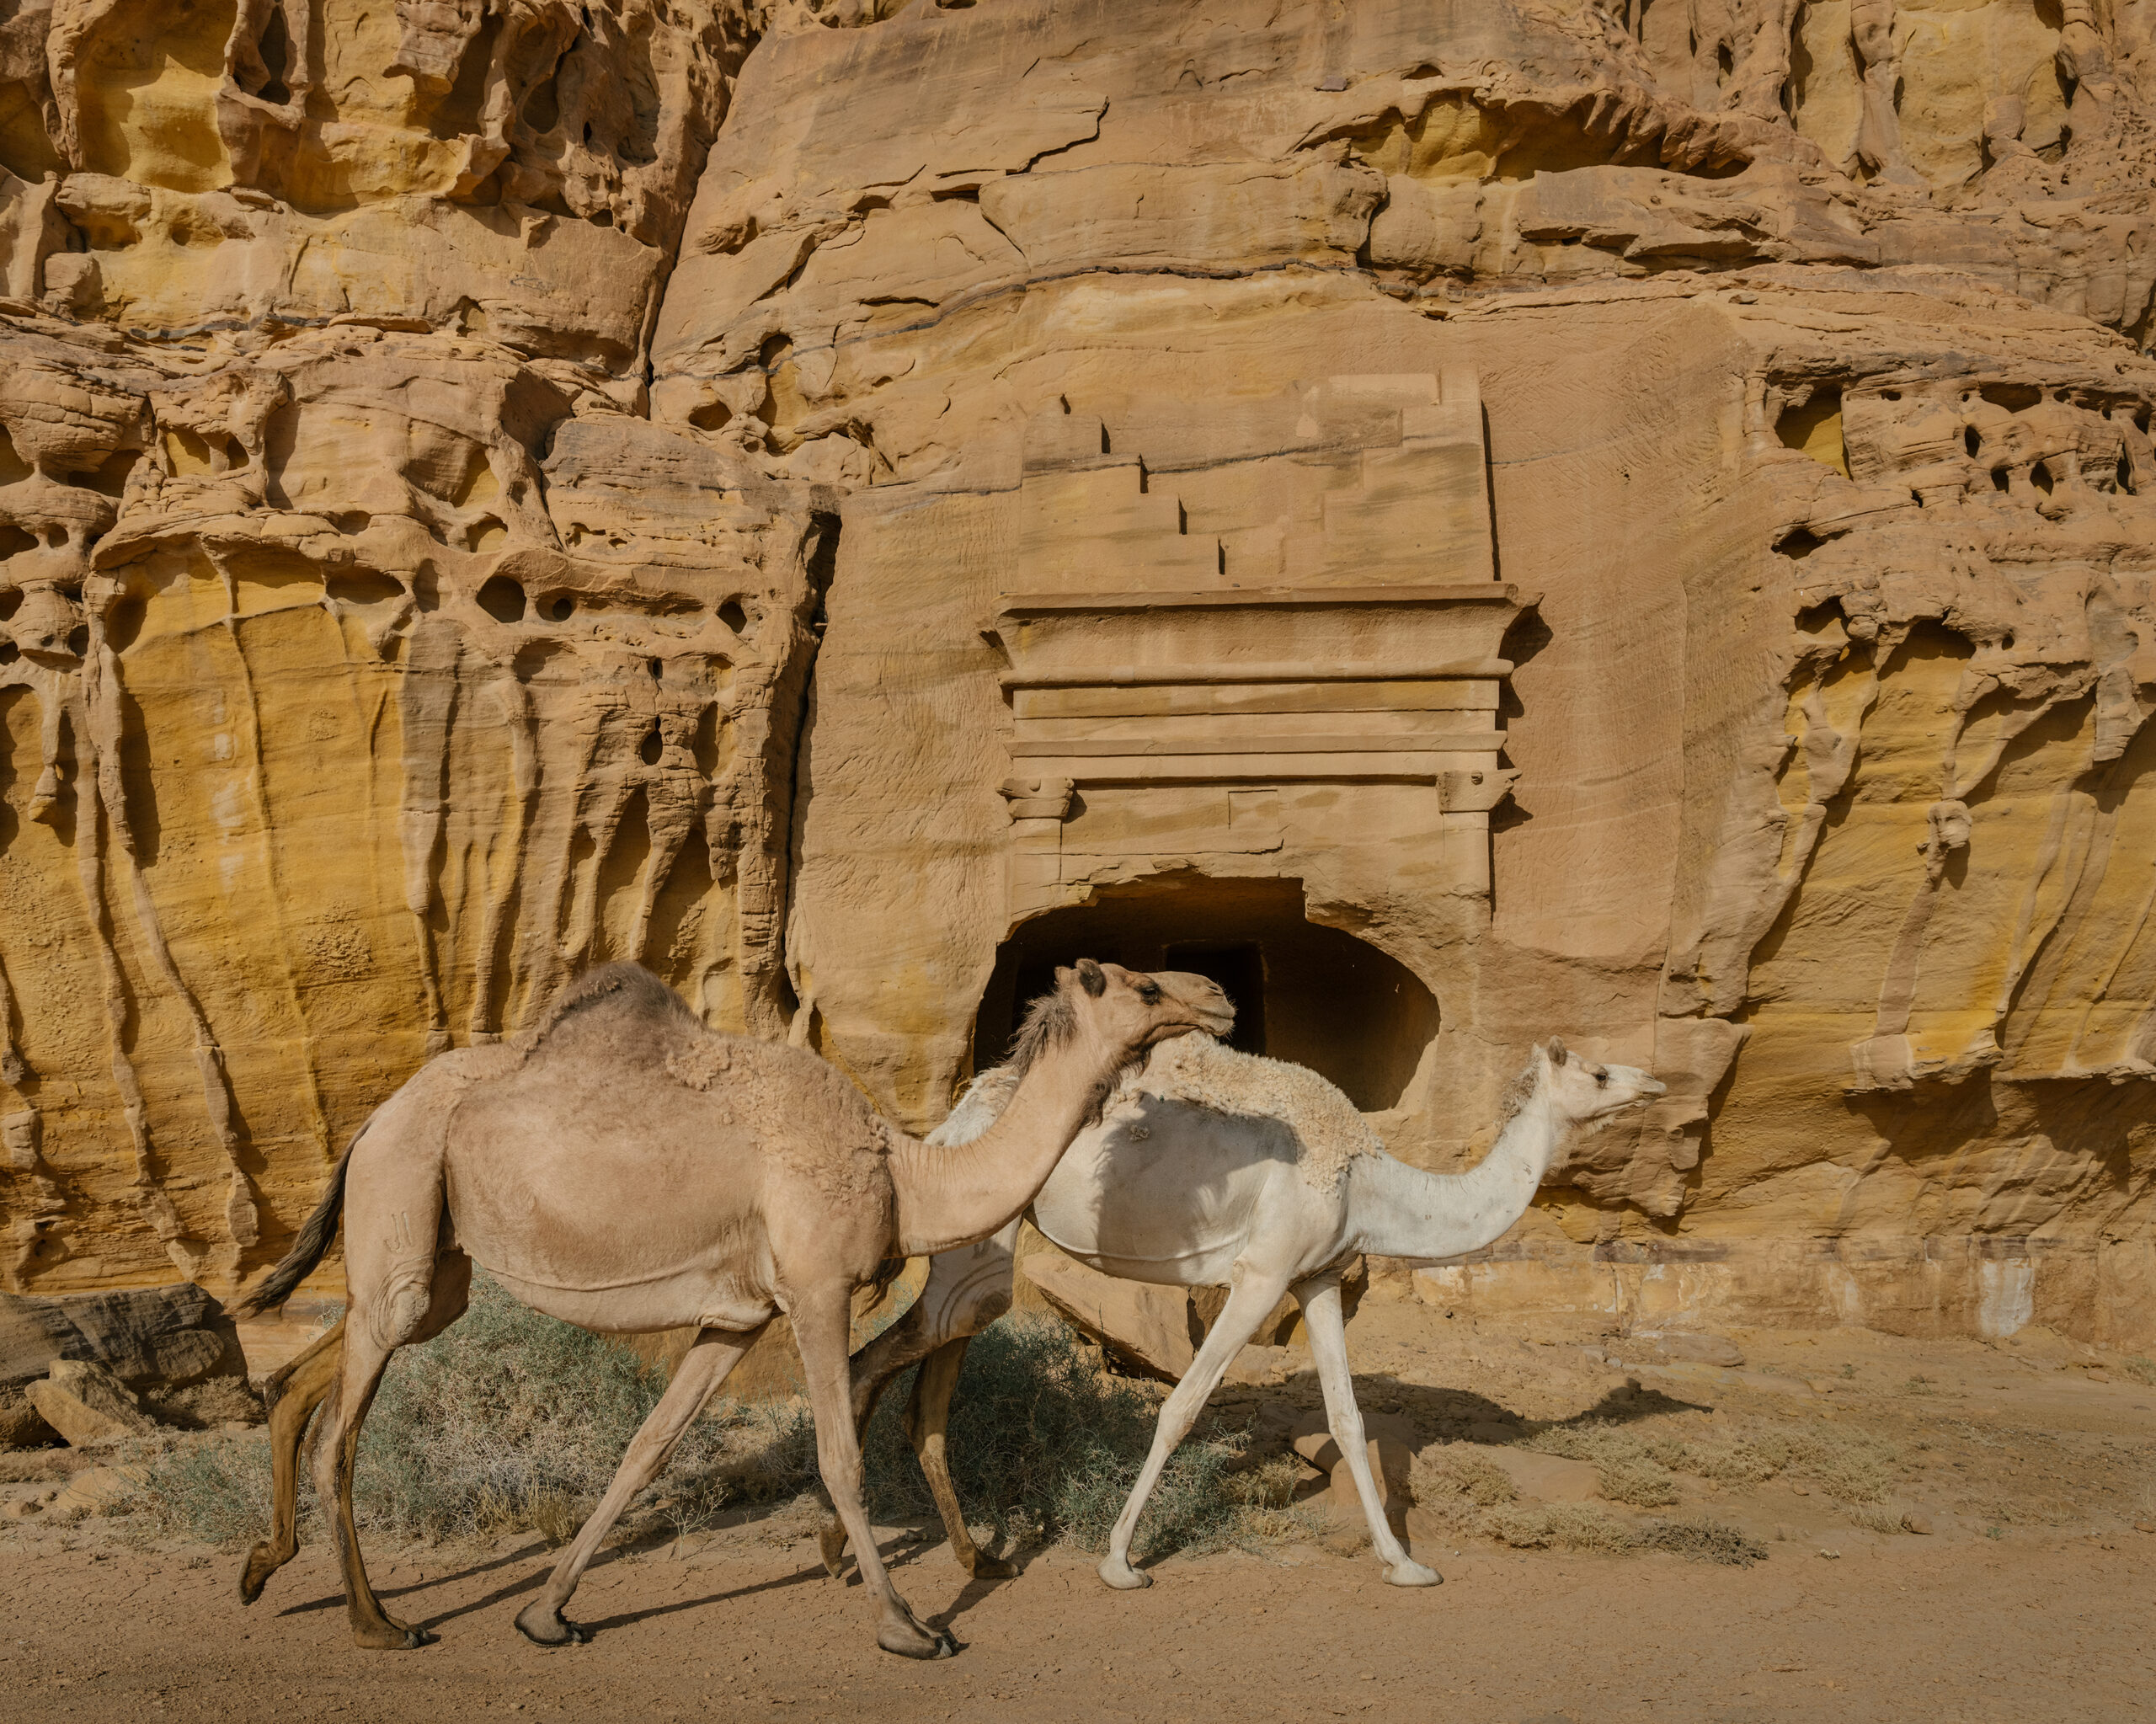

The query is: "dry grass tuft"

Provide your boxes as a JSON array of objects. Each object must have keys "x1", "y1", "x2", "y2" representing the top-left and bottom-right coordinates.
[
  {"x1": 1411, "y1": 1444, "x2": 1518, "y2": 1511},
  {"x1": 131, "y1": 1286, "x2": 1321, "y2": 1567},
  {"x1": 1481, "y1": 1501, "x2": 1636, "y2": 1553},
  {"x1": 2121, "y1": 1356, "x2": 2156, "y2": 1387},
  {"x1": 1843, "y1": 1501, "x2": 1908, "y2": 1535},
  {"x1": 1635, "y1": 1516, "x2": 1769, "y2": 1566}
]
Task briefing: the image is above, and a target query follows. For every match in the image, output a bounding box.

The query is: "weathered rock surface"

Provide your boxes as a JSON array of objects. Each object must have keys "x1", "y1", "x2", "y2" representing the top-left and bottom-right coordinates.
[
  {"x1": 24, "y1": 1359, "x2": 157, "y2": 1445},
  {"x1": 1, "y1": 1284, "x2": 242, "y2": 1388},
  {"x1": 0, "y1": 0, "x2": 2148, "y2": 1350},
  {"x1": 1289, "y1": 1409, "x2": 1419, "y2": 1527}
]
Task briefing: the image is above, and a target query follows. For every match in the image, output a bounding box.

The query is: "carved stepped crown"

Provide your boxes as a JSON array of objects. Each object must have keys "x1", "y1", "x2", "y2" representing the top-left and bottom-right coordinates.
[{"x1": 993, "y1": 371, "x2": 1528, "y2": 918}]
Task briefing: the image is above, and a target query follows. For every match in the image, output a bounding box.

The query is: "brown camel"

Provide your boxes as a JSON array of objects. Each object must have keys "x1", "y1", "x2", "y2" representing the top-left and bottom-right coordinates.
[{"x1": 231, "y1": 958, "x2": 1230, "y2": 1657}]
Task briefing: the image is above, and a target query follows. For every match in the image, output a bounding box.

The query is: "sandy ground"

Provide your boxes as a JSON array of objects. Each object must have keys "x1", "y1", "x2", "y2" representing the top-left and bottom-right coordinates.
[
  {"x1": 2, "y1": 1522, "x2": 2151, "y2": 1722},
  {"x1": 3, "y1": 1315, "x2": 2153, "y2": 1722}
]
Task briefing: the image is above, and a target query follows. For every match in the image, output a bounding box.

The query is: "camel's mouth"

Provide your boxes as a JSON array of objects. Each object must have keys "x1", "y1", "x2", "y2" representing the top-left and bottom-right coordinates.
[{"x1": 1150, "y1": 1003, "x2": 1235, "y2": 1044}]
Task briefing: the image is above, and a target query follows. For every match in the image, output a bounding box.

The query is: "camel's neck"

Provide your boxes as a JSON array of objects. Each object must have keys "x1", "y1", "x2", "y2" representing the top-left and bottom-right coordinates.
[
  {"x1": 1346, "y1": 1088, "x2": 1566, "y2": 1262},
  {"x1": 887, "y1": 1037, "x2": 1124, "y2": 1257}
]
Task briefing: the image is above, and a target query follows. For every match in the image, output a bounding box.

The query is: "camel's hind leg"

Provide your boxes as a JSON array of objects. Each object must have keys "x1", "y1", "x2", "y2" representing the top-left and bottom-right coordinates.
[
  {"x1": 790, "y1": 1287, "x2": 953, "y2": 1660},
  {"x1": 237, "y1": 1317, "x2": 344, "y2": 1604},
  {"x1": 902, "y1": 1337, "x2": 1015, "y2": 1579},
  {"x1": 1098, "y1": 1268, "x2": 1294, "y2": 1591},
  {"x1": 311, "y1": 1251, "x2": 472, "y2": 1650},
  {"x1": 514, "y1": 1323, "x2": 766, "y2": 1647},
  {"x1": 1295, "y1": 1270, "x2": 1438, "y2": 1588}
]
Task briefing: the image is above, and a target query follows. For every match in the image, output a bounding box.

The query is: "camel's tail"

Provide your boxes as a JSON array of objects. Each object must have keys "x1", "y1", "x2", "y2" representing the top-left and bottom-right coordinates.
[{"x1": 234, "y1": 1115, "x2": 371, "y2": 1319}]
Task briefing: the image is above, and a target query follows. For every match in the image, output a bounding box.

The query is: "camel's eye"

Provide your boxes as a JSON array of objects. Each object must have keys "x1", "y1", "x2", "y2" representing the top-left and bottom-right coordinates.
[
  {"x1": 1594, "y1": 1070, "x2": 1609, "y2": 1086},
  {"x1": 1137, "y1": 982, "x2": 1161, "y2": 1005}
]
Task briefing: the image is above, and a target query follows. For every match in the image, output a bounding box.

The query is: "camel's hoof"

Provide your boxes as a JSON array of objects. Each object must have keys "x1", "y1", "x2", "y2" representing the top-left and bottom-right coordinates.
[
  {"x1": 352, "y1": 1623, "x2": 435, "y2": 1652},
  {"x1": 964, "y1": 1554, "x2": 1019, "y2": 1581},
  {"x1": 1097, "y1": 1557, "x2": 1152, "y2": 1591},
  {"x1": 1384, "y1": 1559, "x2": 1443, "y2": 1588},
  {"x1": 237, "y1": 1546, "x2": 276, "y2": 1605},
  {"x1": 878, "y1": 1625, "x2": 956, "y2": 1660},
  {"x1": 513, "y1": 1604, "x2": 589, "y2": 1647},
  {"x1": 817, "y1": 1521, "x2": 849, "y2": 1579}
]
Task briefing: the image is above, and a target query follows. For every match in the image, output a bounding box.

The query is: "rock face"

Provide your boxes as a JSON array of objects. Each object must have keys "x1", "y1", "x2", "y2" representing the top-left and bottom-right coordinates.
[
  {"x1": 1, "y1": 1283, "x2": 243, "y2": 1388},
  {"x1": 0, "y1": 1, "x2": 2151, "y2": 1348},
  {"x1": 24, "y1": 1359, "x2": 157, "y2": 1444}
]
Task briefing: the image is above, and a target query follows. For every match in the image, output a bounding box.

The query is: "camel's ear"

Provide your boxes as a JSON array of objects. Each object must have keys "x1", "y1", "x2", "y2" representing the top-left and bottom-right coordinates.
[
  {"x1": 1545, "y1": 1037, "x2": 1568, "y2": 1066},
  {"x1": 1075, "y1": 958, "x2": 1107, "y2": 997}
]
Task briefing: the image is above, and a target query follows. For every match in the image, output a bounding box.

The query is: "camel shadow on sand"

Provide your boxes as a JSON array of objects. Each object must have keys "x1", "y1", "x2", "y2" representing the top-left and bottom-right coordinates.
[{"x1": 273, "y1": 1523, "x2": 1011, "y2": 1644}]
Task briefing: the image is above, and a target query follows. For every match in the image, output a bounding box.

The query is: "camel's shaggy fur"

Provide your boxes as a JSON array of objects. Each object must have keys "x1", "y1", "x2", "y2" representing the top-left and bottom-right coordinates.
[{"x1": 1115, "y1": 1032, "x2": 1383, "y2": 1193}]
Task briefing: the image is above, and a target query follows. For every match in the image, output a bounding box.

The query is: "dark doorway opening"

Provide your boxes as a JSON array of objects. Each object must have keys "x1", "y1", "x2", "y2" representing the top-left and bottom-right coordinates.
[
  {"x1": 972, "y1": 875, "x2": 1438, "y2": 1111},
  {"x1": 1162, "y1": 942, "x2": 1267, "y2": 1057}
]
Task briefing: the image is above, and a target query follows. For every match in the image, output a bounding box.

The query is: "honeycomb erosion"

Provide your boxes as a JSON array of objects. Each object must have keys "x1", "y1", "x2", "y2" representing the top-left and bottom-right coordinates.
[{"x1": 0, "y1": 0, "x2": 2151, "y2": 1350}]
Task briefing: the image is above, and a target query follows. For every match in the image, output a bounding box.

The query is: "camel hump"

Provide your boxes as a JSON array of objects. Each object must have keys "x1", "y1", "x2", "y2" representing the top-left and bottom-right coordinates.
[{"x1": 516, "y1": 963, "x2": 700, "y2": 1058}]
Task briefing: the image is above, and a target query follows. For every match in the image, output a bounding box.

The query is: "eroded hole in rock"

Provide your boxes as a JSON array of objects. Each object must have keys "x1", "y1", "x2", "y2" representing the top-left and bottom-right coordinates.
[
  {"x1": 477, "y1": 574, "x2": 527, "y2": 623},
  {"x1": 688, "y1": 399, "x2": 732, "y2": 432},
  {"x1": 1992, "y1": 467, "x2": 2010, "y2": 491},
  {"x1": 2117, "y1": 451, "x2": 2135, "y2": 494},
  {"x1": 1796, "y1": 599, "x2": 1844, "y2": 634},
  {"x1": 65, "y1": 625, "x2": 88, "y2": 656},
  {"x1": 542, "y1": 592, "x2": 577, "y2": 622},
  {"x1": 1775, "y1": 387, "x2": 1845, "y2": 475},
  {"x1": 639, "y1": 721, "x2": 663, "y2": 766},
  {"x1": 254, "y1": 6, "x2": 291, "y2": 103},
  {"x1": 0, "y1": 586, "x2": 20, "y2": 620},
  {"x1": 1981, "y1": 382, "x2": 2041, "y2": 412},
  {"x1": 327, "y1": 570, "x2": 406, "y2": 606},
  {"x1": 2031, "y1": 462, "x2": 2054, "y2": 495},
  {"x1": 970, "y1": 875, "x2": 1438, "y2": 1111},
  {"x1": 77, "y1": 450, "x2": 139, "y2": 496},
  {"x1": 1965, "y1": 425, "x2": 1982, "y2": 457},
  {"x1": 0, "y1": 640, "x2": 16, "y2": 664},
  {"x1": 718, "y1": 597, "x2": 747, "y2": 632},
  {"x1": 0, "y1": 526, "x2": 37, "y2": 562},
  {"x1": 105, "y1": 594, "x2": 146, "y2": 651},
  {"x1": 1775, "y1": 527, "x2": 1822, "y2": 558}
]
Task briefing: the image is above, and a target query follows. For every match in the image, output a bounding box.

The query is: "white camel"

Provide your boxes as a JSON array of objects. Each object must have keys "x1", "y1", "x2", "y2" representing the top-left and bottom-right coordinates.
[{"x1": 824, "y1": 1034, "x2": 1662, "y2": 1590}]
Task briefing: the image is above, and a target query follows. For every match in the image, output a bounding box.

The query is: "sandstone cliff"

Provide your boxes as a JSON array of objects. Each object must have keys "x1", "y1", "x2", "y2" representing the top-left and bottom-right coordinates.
[{"x1": 0, "y1": 0, "x2": 2149, "y2": 1346}]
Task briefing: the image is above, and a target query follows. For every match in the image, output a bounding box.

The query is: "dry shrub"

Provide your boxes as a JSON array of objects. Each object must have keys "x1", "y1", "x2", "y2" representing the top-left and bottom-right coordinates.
[
  {"x1": 1482, "y1": 1501, "x2": 1635, "y2": 1553},
  {"x1": 1844, "y1": 1501, "x2": 1907, "y2": 1535},
  {"x1": 2122, "y1": 1357, "x2": 2156, "y2": 1387},
  {"x1": 127, "y1": 1289, "x2": 1317, "y2": 1564},
  {"x1": 1595, "y1": 1454, "x2": 1681, "y2": 1508},
  {"x1": 1636, "y1": 1516, "x2": 1769, "y2": 1567},
  {"x1": 142, "y1": 1377, "x2": 264, "y2": 1432},
  {"x1": 1411, "y1": 1444, "x2": 1518, "y2": 1512},
  {"x1": 1744, "y1": 1422, "x2": 1898, "y2": 1504},
  {"x1": 858, "y1": 1315, "x2": 1326, "y2": 1561},
  {"x1": 1524, "y1": 1414, "x2": 1896, "y2": 1508},
  {"x1": 1223, "y1": 1454, "x2": 1303, "y2": 1511}
]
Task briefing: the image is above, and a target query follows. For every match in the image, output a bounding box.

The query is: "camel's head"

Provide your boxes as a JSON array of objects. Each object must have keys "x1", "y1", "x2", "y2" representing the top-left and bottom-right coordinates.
[
  {"x1": 1536, "y1": 1038, "x2": 1665, "y2": 1129},
  {"x1": 1011, "y1": 959, "x2": 1235, "y2": 1074}
]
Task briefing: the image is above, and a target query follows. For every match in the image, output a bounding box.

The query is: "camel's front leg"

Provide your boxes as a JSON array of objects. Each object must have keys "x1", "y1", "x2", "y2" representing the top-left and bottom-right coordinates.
[
  {"x1": 904, "y1": 1337, "x2": 1016, "y2": 1578},
  {"x1": 514, "y1": 1323, "x2": 763, "y2": 1647},
  {"x1": 1295, "y1": 1271, "x2": 1438, "y2": 1588},
  {"x1": 1098, "y1": 1269, "x2": 1294, "y2": 1591},
  {"x1": 791, "y1": 1288, "x2": 953, "y2": 1660},
  {"x1": 237, "y1": 1317, "x2": 344, "y2": 1604}
]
